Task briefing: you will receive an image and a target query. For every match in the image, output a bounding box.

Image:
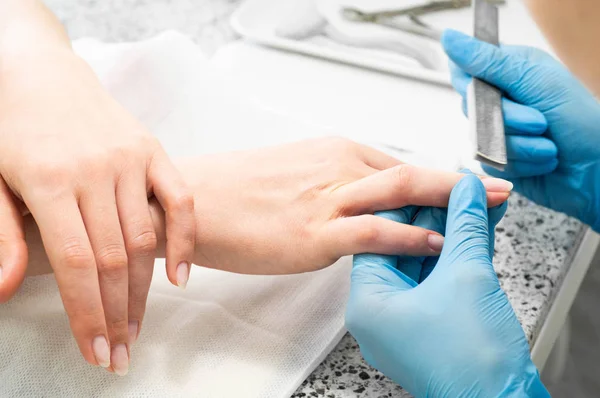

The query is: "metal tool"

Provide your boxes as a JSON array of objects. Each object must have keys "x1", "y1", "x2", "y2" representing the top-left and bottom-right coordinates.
[
  {"x1": 342, "y1": 0, "x2": 505, "y2": 41},
  {"x1": 275, "y1": 0, "x2": 442, "y2": 69},
  {"x1": 468, "y1": 0, "x2": 506, "y2": 170},
  {"x1": 342, "y1": 0, "x2": 473, "y2": 22}
]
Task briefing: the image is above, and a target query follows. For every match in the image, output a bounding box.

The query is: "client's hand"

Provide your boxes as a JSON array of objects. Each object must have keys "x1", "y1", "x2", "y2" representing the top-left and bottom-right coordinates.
[
  {"x1": 24, "y1": 137, "x2": 512, "y2": 278},
  {"x1": 175, "y1": 138, "x2": 512, "y2": 274},
  {"x1": 1, "y1": 46, "x2": 194, "y2": 375}
]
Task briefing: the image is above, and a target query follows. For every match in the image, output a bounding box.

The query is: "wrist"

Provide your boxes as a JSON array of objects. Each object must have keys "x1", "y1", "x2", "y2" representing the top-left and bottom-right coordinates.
[
  {"x1": 0, "y1": 0, "x2": 71, "y2": 60},
  {"x1": 0, "y1": 47, "x2": 102, "y2": 107}
]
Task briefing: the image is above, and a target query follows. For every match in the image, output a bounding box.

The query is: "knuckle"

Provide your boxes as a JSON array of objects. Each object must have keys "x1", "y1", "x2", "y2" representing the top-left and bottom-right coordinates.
[
  {"x1": 67, "y1": 302, "x2": 105, "y2": 332},
  {"x1": 127, "y1": 229, "x2": 158, "y2": 255},
  {"x1": 79, "y1": 154, "x2": 115, "y2": 178},
  {"x1": 354, "y1": 219, "x2": 380, "y2": 246},
  {"x1": 26, "y1": 163, "x2": 74, "y2": 194},
  {"x1": 168, "y1": 191, "x2": 194, "y2": 213},
  {"x1": 60, "y1": 238, "x2": 94, "y2": 269},
  {"x1": 107, "y1": 317, "x2": 129, "y2": 338},
  {"x1": 323, "y1": 136, "x2": 356, "y2": 152},
  {"x1": 96, "y1": 244, "x2": 128, "y2": 274},
  {"x1": 393, "y1": 164, "x2": 414, "y2": 188}
]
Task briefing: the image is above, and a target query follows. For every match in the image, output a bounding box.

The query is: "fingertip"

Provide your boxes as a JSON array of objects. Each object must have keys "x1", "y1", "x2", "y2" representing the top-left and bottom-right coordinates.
[
  {"x1": 489, "y1": 199, "x2": 509, "y2": 226},
  {"x1": 486, "y1": 191, "x2": 510, "y2": 208},
  {"x1": 451, "y1": 174, "x2": 487, "y2": 208},
  {"x1": 503, "y1": 100, "x2": 548, "y2": 134},
  {"x1": 480, "y1": 177, "x2": 513, "y2": 193},
  {"x1": 427, "y1": 233, "x2": 444, "y2": 253},
  {"x1": 441, "y1": 29, "x2": 476, "y2": 65},
  {"x1": 441, "y1": 29, "x2": 470, "y2": 53},
  {"x1": 176, "y1": 261, "x2": 190, "y2": 289}
]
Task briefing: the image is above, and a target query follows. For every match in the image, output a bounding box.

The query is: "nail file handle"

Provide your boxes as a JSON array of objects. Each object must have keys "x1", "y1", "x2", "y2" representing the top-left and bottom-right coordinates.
[{"x1": 468, "y1": 0, "x2": 506, "y2": 170}]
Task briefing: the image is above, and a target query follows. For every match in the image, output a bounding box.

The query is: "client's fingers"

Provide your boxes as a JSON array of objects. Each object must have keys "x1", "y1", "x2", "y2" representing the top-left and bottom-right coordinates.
[
  {"x1": 0, "y1": 178, "x2": 27, "y2": 303},
  {"x1": 324, "y1": 214, "x2": 444, "y2": 258},
  {"x1": 334, "y1": 164, "x2": 512, "y2": 214}
]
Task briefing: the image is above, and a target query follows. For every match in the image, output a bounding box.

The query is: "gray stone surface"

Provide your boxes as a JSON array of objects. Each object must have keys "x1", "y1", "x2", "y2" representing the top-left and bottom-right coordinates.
[{"x1": 43, "y1": 1, "x2": 590, "y2": 396}]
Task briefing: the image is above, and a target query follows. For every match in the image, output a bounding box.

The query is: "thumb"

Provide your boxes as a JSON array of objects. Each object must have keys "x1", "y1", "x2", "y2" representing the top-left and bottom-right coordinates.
[
  {"x1": 441, "y1": 29, "x2": 533, "y2": 101},
  {"x1": 439, "y1": 174, "x2": 492, "y2": 266}
]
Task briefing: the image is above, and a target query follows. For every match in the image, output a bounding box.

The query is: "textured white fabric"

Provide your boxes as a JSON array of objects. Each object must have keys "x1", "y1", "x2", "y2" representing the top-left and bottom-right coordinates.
[{"x1": 0, "y1": 32, "x2": 350, "y2": 397}]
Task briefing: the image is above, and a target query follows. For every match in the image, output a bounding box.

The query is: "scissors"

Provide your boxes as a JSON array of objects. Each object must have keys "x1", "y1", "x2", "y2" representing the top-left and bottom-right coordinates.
[{"x1": 342, "y1": 0, "x2": 505, "y2": 40}]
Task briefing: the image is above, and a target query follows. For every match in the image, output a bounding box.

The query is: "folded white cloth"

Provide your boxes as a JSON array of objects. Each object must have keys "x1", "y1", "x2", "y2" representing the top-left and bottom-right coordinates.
[{"x1": 0, "y1": 31, "x2": 350, "y2": 397}]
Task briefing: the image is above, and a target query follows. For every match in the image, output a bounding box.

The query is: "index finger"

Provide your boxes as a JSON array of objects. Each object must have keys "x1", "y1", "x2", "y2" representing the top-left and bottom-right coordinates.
[{"x1": 25, "y1": 196, "x2": 110, "y2": 368}]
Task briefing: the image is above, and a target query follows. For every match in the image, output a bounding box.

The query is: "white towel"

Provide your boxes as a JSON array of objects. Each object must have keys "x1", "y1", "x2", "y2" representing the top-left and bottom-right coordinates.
[{"x1": 0, "y1": 31, "x2": 350, "y2": 398}]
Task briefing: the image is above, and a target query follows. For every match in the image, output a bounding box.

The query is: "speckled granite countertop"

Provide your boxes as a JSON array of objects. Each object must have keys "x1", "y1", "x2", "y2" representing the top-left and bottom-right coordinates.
[{"x1": 46, "y1": 1, "x2": 587, "y2": 396}]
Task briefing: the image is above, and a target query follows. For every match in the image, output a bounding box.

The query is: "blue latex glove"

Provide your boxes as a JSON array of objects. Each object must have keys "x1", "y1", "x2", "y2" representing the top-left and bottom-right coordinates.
[
  {"x1": 346, "y1": 175, "x2": 550, "y2": 397},
  {"x1": 442, "y1": 29, "x2": 600, "y2": 232}
]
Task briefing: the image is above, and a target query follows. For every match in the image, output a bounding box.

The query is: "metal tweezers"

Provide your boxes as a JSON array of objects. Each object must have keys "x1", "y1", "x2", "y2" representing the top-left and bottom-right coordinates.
[{"x1": 342, "y1": 0, "x2": 505, "y2": 41}]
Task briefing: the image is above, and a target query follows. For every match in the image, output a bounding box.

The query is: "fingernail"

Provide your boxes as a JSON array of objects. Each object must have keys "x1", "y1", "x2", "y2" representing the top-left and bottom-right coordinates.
[
  {"x1": 128, "y1": 321, "x2": 139, "y2": 345},
  {"x1": 176, "y1": 262, "x2": 189, "y2": 289},
  {"x1": 92, "y1": 336, "x2": 110, "y2": 368},
  {"x1": 427, "y1": 234, "x2": 445, "y2": 252},
  {"x1": 481, "y1": 177, "x2": 513, "y2": 192},
  {"x1": 111, "y1": 344, "x2": 129, "y2": 376}
]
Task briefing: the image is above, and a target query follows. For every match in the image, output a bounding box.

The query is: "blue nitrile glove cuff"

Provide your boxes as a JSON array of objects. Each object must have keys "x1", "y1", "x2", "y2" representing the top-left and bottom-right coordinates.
[{"x1": 496, "y1": 367, "x2": 550, "y2": 398}]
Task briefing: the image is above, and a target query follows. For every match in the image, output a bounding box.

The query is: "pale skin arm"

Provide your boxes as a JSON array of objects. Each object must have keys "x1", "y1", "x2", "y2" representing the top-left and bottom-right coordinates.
[{"x1": 524, "y1": 0, "x2": 600, "y2": 96}]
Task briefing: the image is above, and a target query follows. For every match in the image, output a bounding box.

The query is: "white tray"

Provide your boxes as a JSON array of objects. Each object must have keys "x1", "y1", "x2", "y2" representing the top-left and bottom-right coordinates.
[
  {"x1": 230, "y1": 0, "x2": 452, "y2": 86},
  {"x1": 230, "y1": 0, "x2": 554, "y2": 88}
]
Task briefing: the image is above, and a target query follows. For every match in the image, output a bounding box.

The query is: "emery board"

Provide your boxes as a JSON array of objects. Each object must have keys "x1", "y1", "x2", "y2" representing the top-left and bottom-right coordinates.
[{"x1": 468, "y1": 0, "x2": 506, "y2": 170}]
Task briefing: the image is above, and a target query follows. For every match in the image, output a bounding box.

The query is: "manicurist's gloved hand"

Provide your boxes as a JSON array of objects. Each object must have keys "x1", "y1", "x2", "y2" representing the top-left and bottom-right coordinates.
[
  {"x1": 442, "y1": 29, "x2": 600, "y2": 232},
  {"x1": 346, "y1": 175, "x2": 550, "y2": 397}
]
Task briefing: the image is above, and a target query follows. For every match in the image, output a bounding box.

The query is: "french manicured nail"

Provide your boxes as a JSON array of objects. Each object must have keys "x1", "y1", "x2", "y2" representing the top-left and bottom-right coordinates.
[
  {"x1": 176, "y1": 262, "x2": 189, "y2": 289},
  {"x1": 481, "y1": 177, "x2": 513, "y2": 192},
  {"x1": 92, "y1": 335, "x2": 110, "y2": 368},
  {"x1": 428, "y1": 234, "x2": 445, "y2": 252},
  {"x1": 111, "y1": 344, "x2": 129, "y2": 376},
  {"x1": 128, "y1": 321, "x2": 139, "y2": 346}
]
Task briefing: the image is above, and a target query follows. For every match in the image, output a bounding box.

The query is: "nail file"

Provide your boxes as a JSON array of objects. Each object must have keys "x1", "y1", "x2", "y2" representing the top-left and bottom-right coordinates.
[{"x1": 467, "y1": 0, "x2": 506, "y2": 170}]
